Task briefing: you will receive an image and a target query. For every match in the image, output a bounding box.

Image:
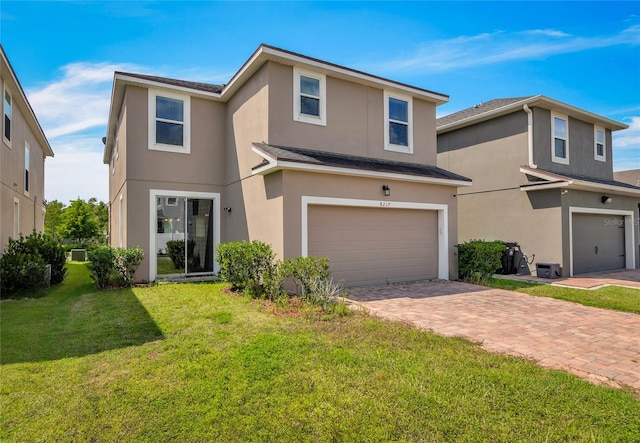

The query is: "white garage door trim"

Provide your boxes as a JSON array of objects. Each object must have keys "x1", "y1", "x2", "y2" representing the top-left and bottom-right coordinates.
[
  {"x1": 301, "y1": 196, "x2": 449, "y2": 280},
  {"x1": 569, "y1": 206, "x2": 635, "y2": 277}
]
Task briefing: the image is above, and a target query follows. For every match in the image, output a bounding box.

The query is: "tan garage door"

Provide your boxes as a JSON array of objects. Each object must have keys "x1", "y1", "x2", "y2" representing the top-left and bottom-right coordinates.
[{"x1": 308, "y1": 205, "x2": 438, "y2": 286}]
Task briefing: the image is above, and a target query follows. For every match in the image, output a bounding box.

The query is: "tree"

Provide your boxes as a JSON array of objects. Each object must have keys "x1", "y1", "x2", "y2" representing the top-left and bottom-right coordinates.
[
  {"x1": 44, "y1": 200, "x2": 65, "y2": 240},
  {"x1": 59, "y1": 198, "x2": 100, "y2": 242}
]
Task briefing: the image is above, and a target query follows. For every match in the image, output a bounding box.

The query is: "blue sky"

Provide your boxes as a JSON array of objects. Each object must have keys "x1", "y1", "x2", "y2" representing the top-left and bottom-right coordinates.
[{"x1": 1, "y1": 1, "x2": 639, "y2": 204}]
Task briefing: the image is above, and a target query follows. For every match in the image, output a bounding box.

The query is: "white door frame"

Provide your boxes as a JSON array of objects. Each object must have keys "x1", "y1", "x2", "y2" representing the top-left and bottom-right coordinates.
[
  {"x1": 149, "y1": 189, "x2": 220, "y2": 281},
  {"x1": 569, "y1": 206, "x2": 635, "y2": 276},
  {"x1": 301, "y1": 196, "x2": 450, "y2": 280}
]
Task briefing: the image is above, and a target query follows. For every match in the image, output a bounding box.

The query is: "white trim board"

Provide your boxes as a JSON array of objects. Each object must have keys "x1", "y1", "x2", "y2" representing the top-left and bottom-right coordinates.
[
  {"x1": 301, "y1": 196, "x2": 450, "y2": 280},
  {"x1": 568, "y1": 206, "x2": 636, "y2": 277},
  {"x1": 149, "y1": 189, "x2": 221, "y2": 281}
]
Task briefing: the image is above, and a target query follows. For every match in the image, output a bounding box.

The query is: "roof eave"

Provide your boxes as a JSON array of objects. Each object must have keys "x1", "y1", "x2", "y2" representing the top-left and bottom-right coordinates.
[
  {"x1": 1, "y1": 45, "x2": 54, "y2": 157},
  {"x1": 438, "y1": 95, "x2": 628, "y2": 133}
]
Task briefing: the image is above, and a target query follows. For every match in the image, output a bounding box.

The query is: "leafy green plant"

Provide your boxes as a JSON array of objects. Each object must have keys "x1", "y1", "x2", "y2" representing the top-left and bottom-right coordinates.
[
  {"x1": 0, "y1": 232, "x2": 68, "y2": 298},
  {"x1": 24, "y1": 232, "x2": 67, "y2": 284},
  {"x1": 307, "y1": 276, "x2": 346, "y2": 312},
  {"x1": 457, "y1": 240, "x2": 505, "y2": 283},
  {"x1": 113, "y1": 247, "x2": 144, "y2": 287},
  {"x1": 270, "y1": 256, "x2": 330, "y2": 298},
  {"x1": 216, "y1": 241, "x2": 274, "y2": 296},
  {"x1": 87, "y1": 246, "x2": 115, "y2": 289}
]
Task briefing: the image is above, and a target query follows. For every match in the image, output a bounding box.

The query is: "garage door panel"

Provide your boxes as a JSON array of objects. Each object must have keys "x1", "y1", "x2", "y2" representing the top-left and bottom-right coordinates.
[
  {"x1": 573, "y1": 213, "x2": 625, "y2": 274},
  {"x1": 308, "y1": 205, "x2": 438, "y2": 286}
]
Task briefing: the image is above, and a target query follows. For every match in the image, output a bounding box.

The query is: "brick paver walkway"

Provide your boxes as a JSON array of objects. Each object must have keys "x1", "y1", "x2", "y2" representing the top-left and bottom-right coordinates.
[{"x1": 348, "y1": 281, "x2": 640, "y2": 392}]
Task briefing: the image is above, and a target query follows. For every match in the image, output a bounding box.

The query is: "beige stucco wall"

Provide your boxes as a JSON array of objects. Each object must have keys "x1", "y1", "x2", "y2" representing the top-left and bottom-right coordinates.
[
  {"x1": 279, "y1": 169, "x2": 460, "y2": 278},
  {"x1": 223, "y1": 63, "x2": 284, "y2": 257},
  {"x1": 267, "y1": 62, "x2": 438, "y2": 166},
  {"x1": 1, "y1": 76, "x2": 47, "y2": 252}
]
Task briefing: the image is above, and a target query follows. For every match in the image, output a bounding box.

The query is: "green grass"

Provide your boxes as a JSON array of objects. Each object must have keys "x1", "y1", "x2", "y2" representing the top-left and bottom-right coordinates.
[
  {"x1": 486, "y1": 277, "x2": 640, "y2": 314},
  {"x1": 1, "y1": 263, "x2": 639, "y2": 442}
]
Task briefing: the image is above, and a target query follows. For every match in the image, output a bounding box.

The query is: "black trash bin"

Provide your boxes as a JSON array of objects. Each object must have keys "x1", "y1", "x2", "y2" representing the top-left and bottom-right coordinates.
[{"x1": 498, "y1": 242, "x2": 519, "y2": 275}]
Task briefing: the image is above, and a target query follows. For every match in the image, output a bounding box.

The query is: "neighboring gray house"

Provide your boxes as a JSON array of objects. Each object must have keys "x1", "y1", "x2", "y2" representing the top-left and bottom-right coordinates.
[
  {"x1": 437, "y1": 96, "x2": 640, "y2": 277},
  {"x1": 614, "y1": 169, "x2": 640, "y2": 188},
  {"x1": 103, "y1": 44, "x2": 470, "y2": 284},
  {"x1": 1, "y1": 45, "x2": 54, "y2": 253}
]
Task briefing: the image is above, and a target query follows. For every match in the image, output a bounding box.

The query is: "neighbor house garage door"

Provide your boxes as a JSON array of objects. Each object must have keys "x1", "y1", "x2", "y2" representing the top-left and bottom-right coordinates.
[
  {"x1": 308, "y1": 205, "x2": 438, "y2": 286},
  {"x1": 573, "y1": 213, "x2": 625, "y2": 274}
]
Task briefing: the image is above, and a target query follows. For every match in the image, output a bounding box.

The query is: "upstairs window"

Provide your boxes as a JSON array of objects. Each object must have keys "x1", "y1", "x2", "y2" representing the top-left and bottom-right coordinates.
[
  {"x1": 148, "y1": 89, "x2": 190, "y2": 153},
  {"x1": 24, "y1": 143, "x2": 30, "y2": 194},
  {"x1": 4, "y1": 88, "x2": 11, "y2": 146},
  {"x1": 594, "y1": 126, "x2": 606, "y2": 162},
  {"x1": 293, "y1": 67, "x2": 326, "y2": 126},
  {"x1": 551, "y1": 112, "x2": 569, "y2": 165},
  {"x1": 384, "y1": 91, "x2": 413, "y2": 154}
]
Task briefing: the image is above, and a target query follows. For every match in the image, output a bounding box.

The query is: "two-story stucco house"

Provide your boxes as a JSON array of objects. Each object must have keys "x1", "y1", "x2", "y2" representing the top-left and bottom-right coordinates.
[
  {"x1": 1, "y1": 45, "x2": 54, "y2": 253},
  {"x1": 103, "y1": 44, "x2": 470, "y2": 284},
  {"x1": 437, "y1": 96, "x2": 640, "y2": 277}
]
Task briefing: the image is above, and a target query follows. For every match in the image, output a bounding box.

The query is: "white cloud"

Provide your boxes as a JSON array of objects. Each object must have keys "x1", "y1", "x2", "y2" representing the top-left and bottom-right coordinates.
[
  {"x1": 613, "y1": 116, "x2": 640, "y2": 149},
  {"x1": 365, "y1": 24, "x2": 640, "y2": 73},
  {"x1": 45, "y1": 137, "x2": 109, "y2": 205}
]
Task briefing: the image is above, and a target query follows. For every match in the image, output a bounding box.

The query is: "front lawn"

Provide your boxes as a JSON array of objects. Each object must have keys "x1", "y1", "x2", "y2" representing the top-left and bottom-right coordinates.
[
  {"x1": 1, "y1": 263, "x2": 638, "y2": 441},
  {"x1": 486, "y1": 277, "x2": 640, "y2": 314}
]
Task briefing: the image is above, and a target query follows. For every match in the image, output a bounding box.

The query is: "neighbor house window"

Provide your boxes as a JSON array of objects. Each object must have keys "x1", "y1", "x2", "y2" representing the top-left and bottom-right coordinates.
[
  {"x1": 148, "y1": 89, "x2": 190, "y2": 153},
  {"x1": 384, "y1": 91, "x2": 413, "y2": 154},
  {"x1": 119, "y1": 194, "x2": 124, "y2": 248},
  {"x1": 111, "y1": 136, "x2": 118, "y2": 175},
  {"x1": 293, "y1": 67, "x2": 326, "y2": 126},
  {"x1": 594, "y1": 126, "x2": 606, "y2": 162},
  {"x1": 4, "y1": 87, "x2": 12, "y2": 146},
  {"x1": 551, "y1": 112, "x2": 569, "y2": 164},
  {"x1": 24, "y1": 143, "x2": 30, "y2": 194}
]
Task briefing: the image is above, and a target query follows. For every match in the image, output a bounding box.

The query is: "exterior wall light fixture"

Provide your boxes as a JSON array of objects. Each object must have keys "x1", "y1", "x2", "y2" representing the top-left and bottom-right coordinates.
[
  {"x1": 224, "y1": 207, "x2": 232, "y2": 213},
  {"x1": 601, "y1": 196, "x2": 612, "y2": 204},
  {"x1": 382, "y1": 185, "x2": 391, "y2": 196}
]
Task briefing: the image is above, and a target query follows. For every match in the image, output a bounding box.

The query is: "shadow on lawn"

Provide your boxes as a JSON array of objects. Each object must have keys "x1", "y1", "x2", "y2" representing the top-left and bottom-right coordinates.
[{"x1": 1, "y1": 287, "x2": 164, "y2": 365}]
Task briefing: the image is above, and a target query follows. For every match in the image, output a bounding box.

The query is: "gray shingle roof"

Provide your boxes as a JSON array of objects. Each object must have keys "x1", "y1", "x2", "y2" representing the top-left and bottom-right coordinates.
[
  {"x1": 437, "y1": 97, "x2": 534, "y2": 127},
  {"x1": 115, "y1": 71, "x2": 224, "y2": 94},
  {"x1": 253, "y1": 143, "x2": 471, "y2": 182},
  {"x1": 613, "y1": 169, "x2": 640, "y2": 187},
  {"x1": 523, "y1": 167, "x2": 640, "y2": 191}
]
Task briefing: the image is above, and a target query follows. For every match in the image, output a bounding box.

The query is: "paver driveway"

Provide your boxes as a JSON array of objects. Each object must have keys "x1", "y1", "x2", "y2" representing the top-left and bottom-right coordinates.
[{"x1": 348, "y1": 281, "x2": 640, "y2": 392}]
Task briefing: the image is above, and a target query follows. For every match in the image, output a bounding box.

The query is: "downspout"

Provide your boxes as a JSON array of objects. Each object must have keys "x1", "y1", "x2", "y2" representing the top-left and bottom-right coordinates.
[{"x1": 523, "y1": 104, "x2": 537, "y2": 168}]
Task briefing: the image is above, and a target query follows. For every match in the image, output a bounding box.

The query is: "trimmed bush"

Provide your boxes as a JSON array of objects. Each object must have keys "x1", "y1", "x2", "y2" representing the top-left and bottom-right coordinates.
[
  {"x1": 0, "y1": 232, "x2": 67, "y2": 298},
  {"x1": 274, "y1": 256, "x2": 330, "y2": 297},
  {"x1": 216, "y1": 241, "x2": 274, "y2": 296},
  {"x1": 24, "y1": 232, "x2": 67, "y2": 284},
  {"x1": 457, "y1": 240, "x2": 505, "y2": 283},
  {"x1": 87, "y1": 246, "x2": 115, "y2": 289},
  {"x1": 114, "y1": 247, "x2": 144, "y2": 287}
]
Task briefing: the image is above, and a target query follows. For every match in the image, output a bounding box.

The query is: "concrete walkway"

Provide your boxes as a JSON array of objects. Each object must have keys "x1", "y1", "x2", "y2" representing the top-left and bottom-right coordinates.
[
  {"x1": 348, "y1": 281, "x2": 640, "y2": 392},
  {"x1": 502, "y1": 268, "x2": 640, "y2": 290}
]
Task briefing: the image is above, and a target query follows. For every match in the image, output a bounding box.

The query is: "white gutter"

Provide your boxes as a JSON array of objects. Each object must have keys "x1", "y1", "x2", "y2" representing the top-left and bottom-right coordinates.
[{"x1": 523, "y1": 104, "x2": 537, "y2": 169}]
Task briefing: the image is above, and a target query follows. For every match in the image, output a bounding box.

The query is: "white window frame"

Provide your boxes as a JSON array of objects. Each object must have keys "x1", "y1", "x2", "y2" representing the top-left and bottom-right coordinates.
[
  {"x1": 551, "y1": 112, "x2": 569, "y2": 165},
  {"x1": 148, "y1": 89, "x2": 190, "y2": 154},
  {"x1": 24, "y1": 142, "x2": 30, "y2": 196},
  {"x1": 384, "y1": 91, "x2": 413, "y2": 154},
  {"x1": 594, "y1": 126, "x2": 606, "y2": 162},
  {"x1": 293, "y1": 67, "x2": 326, "y2": 126},
  {"x1": 13, "y1": 197, "x2": 20, "y2": 239},
  {"x1": 3, "y1": 86, "x2": 12, "y2": 148}
]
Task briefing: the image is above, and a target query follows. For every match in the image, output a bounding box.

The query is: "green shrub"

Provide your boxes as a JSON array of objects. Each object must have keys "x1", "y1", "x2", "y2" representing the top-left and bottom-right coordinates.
[
  {"x1": 0, "y1": 239, "x2": 48, "y2": 298},
  {"x1": 166, "y1": 240, "x2": 195, "y2": 270},
  {"x1": 24, "y1": 232, "x2": 67, "y2": 284},
  {"x1": 457, "y1": 240, "x2": 505, "y2": 283},
  {"x1": 216, "y1": 241, "x2": 274, "y2": 296},
  {"x1": 87, "y1": 247, "x2": 115, "y2": 289},
  {"x1": 274, "y1": 256, "x2": 330, "y2": 297},
  {"x1": 113, "y1": 247, "x2": 144, "y2": 287},
  {"x1": 0, "y1": 232, "x2": 67, "y2": 298}
]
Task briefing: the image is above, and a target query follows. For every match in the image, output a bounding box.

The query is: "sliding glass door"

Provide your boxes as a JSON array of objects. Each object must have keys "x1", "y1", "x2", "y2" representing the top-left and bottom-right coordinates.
[{"x1": 156, "y1": 196, "x2": 214, "y2": 276}]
